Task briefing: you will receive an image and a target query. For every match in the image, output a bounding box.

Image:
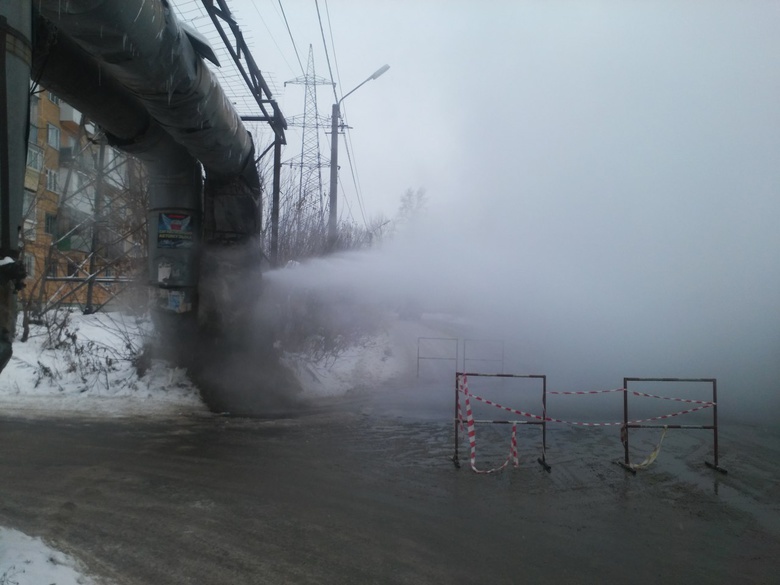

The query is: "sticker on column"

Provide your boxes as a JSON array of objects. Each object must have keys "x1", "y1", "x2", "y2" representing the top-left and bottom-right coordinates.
[
  {"x1": 157, "y1": 260, "x2": 172, "y2": 284},
  {"x1": 158, "y1": 213, "x2": 193, "y2": 248}
]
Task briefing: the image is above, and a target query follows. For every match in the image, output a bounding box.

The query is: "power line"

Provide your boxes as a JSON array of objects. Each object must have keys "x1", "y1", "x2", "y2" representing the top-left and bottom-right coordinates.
[
  {"x1": 338, "y1": 175, "x2": 354, "y2": 223},
  {"x1": 342, "y1": 137, "x2": 368, "y2": 226},
  {"x1": 319, "y1": 0, "x2": 369, "y2": 229},
  {"x1": 314, "y1": 0, "x2": 339, "y2": 103},
  {"x1": 246, "y1": 0, "x2": 297, "y2": 78},
  {"x1": 277, "y1": 0, "x2": 305, "y2": 76},
  {"x1": 324, "y1": 0, "x2": 343, "y2": 94}
]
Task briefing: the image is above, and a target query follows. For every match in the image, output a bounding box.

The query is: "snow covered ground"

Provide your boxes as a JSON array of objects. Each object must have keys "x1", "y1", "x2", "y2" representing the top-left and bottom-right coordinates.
[
  {"x1": 0, "y1": 310, "x2": 206, "y2": 419},
  {"x1": 0, "y1": 528, "x2": 97, "y2": 585}
]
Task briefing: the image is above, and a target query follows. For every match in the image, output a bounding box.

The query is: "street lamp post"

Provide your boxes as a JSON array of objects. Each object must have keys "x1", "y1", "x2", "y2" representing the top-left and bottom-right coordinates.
[{"x1": 328, "y1": 64, "x2": 390, "y2": 249}]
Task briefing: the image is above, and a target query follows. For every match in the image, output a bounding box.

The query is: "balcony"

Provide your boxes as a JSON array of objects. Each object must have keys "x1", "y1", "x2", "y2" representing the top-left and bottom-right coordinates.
[{"x1": 59, "y1": 103, "x2": 82, "y2": 134}]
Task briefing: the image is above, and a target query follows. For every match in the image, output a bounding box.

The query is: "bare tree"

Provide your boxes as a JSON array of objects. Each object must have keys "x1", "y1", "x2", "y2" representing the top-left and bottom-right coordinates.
[{"x1": 19, "y1": 102, "x2": 148, "y2": 342}]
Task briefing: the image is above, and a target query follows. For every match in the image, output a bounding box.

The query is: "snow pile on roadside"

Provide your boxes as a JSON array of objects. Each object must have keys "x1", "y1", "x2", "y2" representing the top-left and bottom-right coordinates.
[
  {"x1": 0, "y1": 311, "x2": 206, "y2": 417},
  {"x1": 0, "y1": 527, "x2": 98, "y2": 585},
  {"x1": 282, "y1": 317, "x2": 454, "y2": 398},
  {"x1": 283, "y1": 330, "x2": 406, "y2": 397}
]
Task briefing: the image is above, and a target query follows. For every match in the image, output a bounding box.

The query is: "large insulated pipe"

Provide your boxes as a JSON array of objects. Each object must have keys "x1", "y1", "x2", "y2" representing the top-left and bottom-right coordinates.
[
  {"x1": 35, "y1": 0, "x2": 258, "y2": 187},
  {"x1": 32, "y1": 15, "x2": 202, "y2": 313},
  {"x1": 0, "y1": 1, "x2": 32, "y2": 371},
  {"x1": 37, "y1": 0, "x2": 263, "y2": 281}
]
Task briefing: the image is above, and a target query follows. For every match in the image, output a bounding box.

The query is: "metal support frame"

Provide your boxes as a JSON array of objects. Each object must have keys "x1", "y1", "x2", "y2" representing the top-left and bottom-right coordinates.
[
  {"x1": 619, "y1": 377, "x2": 726, "y2": 475},
  {"x1": 202, "y1": 0, "x2": 287, "y2": 266},
  {"x1": 416, "y1": 336, "x2": 458, "y2": 378},
  {"x1": 201, "y1": 0, "x2": 286, "y2": 144},
  {"x1": 462, "y1": 338, "x2": 505, "y2": 374},
  {"x1": 452, "y1": 371, "x2": 550, "y2": 472}
]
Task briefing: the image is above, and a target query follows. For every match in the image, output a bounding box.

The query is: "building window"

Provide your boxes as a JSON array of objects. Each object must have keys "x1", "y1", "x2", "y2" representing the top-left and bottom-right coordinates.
[
  {"x1": 48, "y1": 92, "x2": 60, "y2": 105},
  {"x1": 23, "y1": 223, "x2": 37, "y2": 242},
  {"x1": 23, "y1": 190, "x2": 36, "y2": 219},
  {"x1": 23, "y1": 191, "x2": 36, "y2": 242},
  {"x1": 26, "y1": 144, "x2": 43, "y2": 171},
  {"x1": 47, "y1": 261, "x2": 58, "y2": 278},
  {"x1": 45, "y1": 168, "x2": 59, "y2": 193},
  {"x1": 28, "y1": 96, "x2": 39, "y2": 144},
  {"x1": 45, "y1": 213, "x2": 57, "y2": 236},
  {"x1": 23, "y1": 255, "x2": 35, "y2": 279},
  {"x1": 67, "y1": 260, "x2": 79, "y2": 277},
  {"x1": 47, "y1": 124, "x2": 60, "y2": 150}
]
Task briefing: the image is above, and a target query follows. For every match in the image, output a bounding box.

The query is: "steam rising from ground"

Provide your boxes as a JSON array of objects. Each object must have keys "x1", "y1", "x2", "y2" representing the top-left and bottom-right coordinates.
[{"x1": 265, "y1": 208, "x2": 779, "y2": 424}]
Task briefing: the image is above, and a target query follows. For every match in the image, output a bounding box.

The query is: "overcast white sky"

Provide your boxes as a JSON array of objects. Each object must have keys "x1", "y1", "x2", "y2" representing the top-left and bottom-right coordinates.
[
  {"x1": 220, "y1": 0, "x2": 780, "y2": 416},
  {"x1": 227, "y1": 0, "x2": 780, "y2": 219}
]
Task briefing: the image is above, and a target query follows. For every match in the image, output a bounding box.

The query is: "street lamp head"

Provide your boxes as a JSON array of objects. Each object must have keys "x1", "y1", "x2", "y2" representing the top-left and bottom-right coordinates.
[
  {"x1": 370, "y1": 64, "x2": 390, "y2": 80},
  {"x1": 329, "y1": 62, "x2": 390, "y2": 250},
  {"x1": 338, "y1": 64, "x2": 391, "y2": 105}
]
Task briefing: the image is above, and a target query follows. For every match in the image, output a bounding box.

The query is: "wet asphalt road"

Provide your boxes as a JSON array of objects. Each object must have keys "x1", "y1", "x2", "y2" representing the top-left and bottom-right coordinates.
[{"x1": 0, "y1": 400, "x2": 778, "y2": 584}]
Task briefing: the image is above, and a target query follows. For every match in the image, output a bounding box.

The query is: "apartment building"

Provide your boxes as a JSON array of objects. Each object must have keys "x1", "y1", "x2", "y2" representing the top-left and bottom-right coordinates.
[{"x1": 22, "y1": 87, "x2": 145, "y2": 315}]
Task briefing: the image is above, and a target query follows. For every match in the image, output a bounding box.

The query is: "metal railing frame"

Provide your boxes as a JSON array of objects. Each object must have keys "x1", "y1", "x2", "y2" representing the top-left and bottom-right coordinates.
[
  {"x1": 453, "y1": 371, "x2": 550, "y2": 472},
  {"x1": 416, "y1": 336, "x2": 458, "y2": 377},
  {"x1": 462, "y1": 338, "x2": 505, "y2": 374},
  {"x1": 620, "y1": 377, "x2": 727, "y2": 475}
]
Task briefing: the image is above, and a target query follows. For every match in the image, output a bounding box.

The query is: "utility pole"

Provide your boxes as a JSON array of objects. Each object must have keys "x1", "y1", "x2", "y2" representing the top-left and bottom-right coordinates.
[{"x1": 328, "y1": 64, "x2": 389, "y2": 249}]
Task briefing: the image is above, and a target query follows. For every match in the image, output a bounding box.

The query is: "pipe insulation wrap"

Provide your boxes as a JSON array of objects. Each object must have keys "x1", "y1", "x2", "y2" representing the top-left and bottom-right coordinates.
[
  {"x1": 1, "y1": 1, "x2": 32, "y2": 253},
  {"x1": 36, "y1": 0, "x2": 255, "y2": 180}
]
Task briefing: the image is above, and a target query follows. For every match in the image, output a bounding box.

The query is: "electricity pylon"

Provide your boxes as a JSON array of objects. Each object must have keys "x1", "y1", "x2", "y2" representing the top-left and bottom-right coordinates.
[{"x1": 284, "y1": 45, "x2": 334, "y2": 224}]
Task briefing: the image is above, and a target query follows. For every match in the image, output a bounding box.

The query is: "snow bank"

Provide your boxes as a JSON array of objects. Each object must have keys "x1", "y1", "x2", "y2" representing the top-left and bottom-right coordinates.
[
  {"x1": 0, "y1": 527, "x2": 97, "y2": 585},
  {"x1": 0, "y1": 311, "x2": 206, "y2": 418},
  {"x1": 282, "y1": 315, "x2": 459, "y2": 398},
  {"x1": 284, "y1": 330, "x2": 406, "y2": 397}
]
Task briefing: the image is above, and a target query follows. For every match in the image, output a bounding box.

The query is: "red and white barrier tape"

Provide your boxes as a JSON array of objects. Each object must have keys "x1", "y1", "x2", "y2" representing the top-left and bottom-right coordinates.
[
  {"x1": 460, "y1": 382, "x2": 619, "y2": 425},
  {"x1": 632, "y1": 391, "x2": 715, "y2": 406},
  {"x1": 548, "y1": 388, "x2": 625, "y2": 395},
  {"x1": 456, "y1": 375, "x2": 714, "y2": 428},
  {"x1": 628, "y1": 403, "x2": 713, "y2": 422},
  {"x1": 537, "y1": 403, "x2": 714, "y2": 426},
  {"x1": 461, "y1": 374, "x2": 519, "y2": 474},
  {"x1": 543, "y1": 416, "x2": 623, "y2": 426},
  {"x1": 468, "y1": 392, "x2": 546, "y2": 421}
]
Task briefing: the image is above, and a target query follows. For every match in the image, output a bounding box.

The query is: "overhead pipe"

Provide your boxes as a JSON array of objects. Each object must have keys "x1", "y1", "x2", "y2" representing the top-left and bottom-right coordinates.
[
  {"x1": 36, "y1": 0, "x2": 263, "y2": 250},
  {"x1": 35, "y1": 0, "x2": 256, "y2": 182}
]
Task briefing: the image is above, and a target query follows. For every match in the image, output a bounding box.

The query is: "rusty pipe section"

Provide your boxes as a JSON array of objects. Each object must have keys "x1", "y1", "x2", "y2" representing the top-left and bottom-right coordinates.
[{"x1": 35, "y1": 0, "x2": 257, "y2": 185}]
